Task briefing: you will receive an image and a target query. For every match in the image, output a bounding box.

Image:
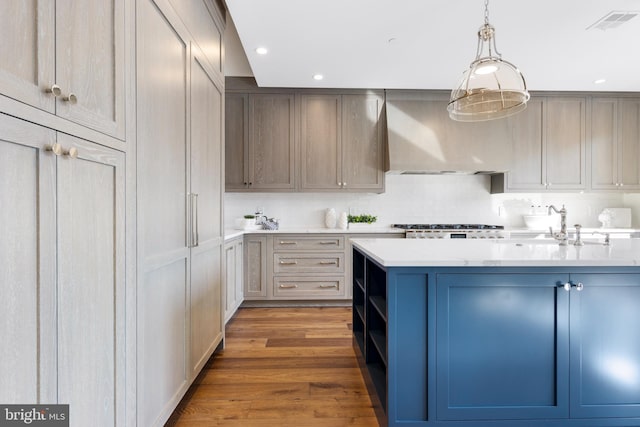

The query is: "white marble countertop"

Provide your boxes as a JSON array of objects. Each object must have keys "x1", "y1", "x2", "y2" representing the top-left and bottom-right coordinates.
[
  {"x1": 224, "y1": 227, "x2": 404, "y2": 241},
  {"x1": 351, "y1": 238, "x2": 640, "y2": 267}
]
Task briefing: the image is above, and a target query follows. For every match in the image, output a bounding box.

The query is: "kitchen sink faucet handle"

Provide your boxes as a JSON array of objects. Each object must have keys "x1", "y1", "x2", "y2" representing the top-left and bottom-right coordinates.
[{"x1": 574, "y1": 224, "x2": 583, "y2": 246}]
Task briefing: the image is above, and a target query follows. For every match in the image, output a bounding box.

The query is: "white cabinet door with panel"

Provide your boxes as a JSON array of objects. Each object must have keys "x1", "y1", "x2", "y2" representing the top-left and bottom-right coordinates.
[
  {"x1": 0, "y1": 0, "x2": 125, "y2": 139},
  {"x1": 56, "y1": 133, "x2": 126, "y2": 427},
  {"x1": 188, "y1": 45, "x2": 224, "y2": 377},
  {"x1": 224, "y1": 237, "x2": 244, "y2": 323},
  {"x1": 0, "y1": 114, "x2": 57, "y2": 405},
  {"x1": 0, "y1": 113, "x2": 126, "y2": 427},
  {"x1": 137, "y1": 1, "x2": 225, "y2": 425},
  {"x1": 137, "y1": 0, "x2": 190, "y2": 425}
]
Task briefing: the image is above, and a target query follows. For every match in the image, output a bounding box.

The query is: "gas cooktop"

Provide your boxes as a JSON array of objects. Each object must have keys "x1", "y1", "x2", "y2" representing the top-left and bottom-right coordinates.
[{"x1": 392, "y1": 224, "x2": 504, "y2": 230}]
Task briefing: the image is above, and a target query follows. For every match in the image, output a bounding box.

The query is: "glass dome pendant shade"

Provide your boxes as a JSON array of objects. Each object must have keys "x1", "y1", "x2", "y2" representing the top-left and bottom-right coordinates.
[{"x1": 448, "y1": 6, "x2": 530, "y2": 122}]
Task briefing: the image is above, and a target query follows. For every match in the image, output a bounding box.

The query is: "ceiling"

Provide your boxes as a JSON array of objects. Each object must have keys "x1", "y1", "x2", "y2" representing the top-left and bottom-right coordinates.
[{"x1": 224, "y1": 0, "x2": 640, "y2": 92}]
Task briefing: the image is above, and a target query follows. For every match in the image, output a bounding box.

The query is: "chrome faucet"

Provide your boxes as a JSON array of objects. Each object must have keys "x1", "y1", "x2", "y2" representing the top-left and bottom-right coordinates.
[{"x1": 548, "y1": 204, "x2": 568, "y2": 246}]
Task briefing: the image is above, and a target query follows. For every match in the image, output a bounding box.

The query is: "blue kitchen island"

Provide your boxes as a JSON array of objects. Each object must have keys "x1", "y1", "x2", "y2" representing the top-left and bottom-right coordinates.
[{"x1": 351, "y1": 238, "x2": 640, "y2": 427}]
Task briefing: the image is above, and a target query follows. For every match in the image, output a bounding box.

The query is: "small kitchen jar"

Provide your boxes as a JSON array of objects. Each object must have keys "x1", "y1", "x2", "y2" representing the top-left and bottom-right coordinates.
[
  {"x1": 337, "y1": 212, "x2": 348, "y2": 230},
  {"x1": 324, "y1": 208, "x2": 337, "y2": 228}
]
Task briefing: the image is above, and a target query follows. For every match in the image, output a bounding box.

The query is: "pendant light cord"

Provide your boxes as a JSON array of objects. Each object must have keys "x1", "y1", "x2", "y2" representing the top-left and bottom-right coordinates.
[{"x1": 484, "y1": 0, "x2": 490, "y2": 26}]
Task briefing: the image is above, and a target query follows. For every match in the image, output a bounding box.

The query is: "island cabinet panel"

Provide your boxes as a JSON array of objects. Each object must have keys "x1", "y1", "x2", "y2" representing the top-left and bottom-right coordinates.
[
  {"x1": 569, "y1": 273, "x2": 640, "y2": 419},
  {"x1": 386, "y1": 270, "x2": 428, "y2": 423},
  {"x1": 435, "y1": 273, "x2": 570, "y2": 421}
]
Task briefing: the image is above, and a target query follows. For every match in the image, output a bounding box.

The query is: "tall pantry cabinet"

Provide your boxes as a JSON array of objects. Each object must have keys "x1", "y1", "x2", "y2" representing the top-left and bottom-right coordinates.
[
  {"x1": 136, "y1": 0, "x2": 225, "y2": 426},
  {"x1": 0, "y1": 1, "x2": 131, "y2": 427}
]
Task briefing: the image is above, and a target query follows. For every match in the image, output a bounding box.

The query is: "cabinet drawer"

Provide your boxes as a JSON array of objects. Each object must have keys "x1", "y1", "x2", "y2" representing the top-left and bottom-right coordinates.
[
  {"x1": 273, "y1": 236, "x2": 345, "y2": 251},
  {"x1": 274, "y1": 253, "x2": 344, "y2": 273},
  {"x1": 274, "y1": 277, "x2": 345, "y2": 298}
]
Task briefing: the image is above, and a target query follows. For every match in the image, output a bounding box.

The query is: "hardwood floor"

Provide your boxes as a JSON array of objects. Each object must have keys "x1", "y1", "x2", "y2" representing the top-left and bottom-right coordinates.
[{"x1": 166, "y1": 307, "x2": 379, "y2": 427}]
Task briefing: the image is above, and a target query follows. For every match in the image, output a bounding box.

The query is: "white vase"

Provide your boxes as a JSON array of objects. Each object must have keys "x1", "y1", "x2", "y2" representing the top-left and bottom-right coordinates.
[
  {"x1": 337, "y1": 212, "x2": 348, "y2": 230},
  {"x1": 324, "y1": 208, "x2": 337, "y2": 228}
]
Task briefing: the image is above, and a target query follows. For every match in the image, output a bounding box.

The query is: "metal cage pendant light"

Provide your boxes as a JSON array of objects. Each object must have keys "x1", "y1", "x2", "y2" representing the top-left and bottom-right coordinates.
[{"x1": 448, "y1": 0, "x2": 529, "y2": 122}]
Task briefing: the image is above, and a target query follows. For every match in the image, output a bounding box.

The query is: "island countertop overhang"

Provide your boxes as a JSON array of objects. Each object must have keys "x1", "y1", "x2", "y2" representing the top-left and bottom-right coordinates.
[{"x1": 350, "y1": 238, "x2": 640, "y2": 268}]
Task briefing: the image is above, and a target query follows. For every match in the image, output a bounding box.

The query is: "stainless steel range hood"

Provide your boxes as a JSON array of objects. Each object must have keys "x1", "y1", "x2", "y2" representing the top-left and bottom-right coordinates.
[{"x1": 385, "y1": 91, "x2": 511, "y2": 175}]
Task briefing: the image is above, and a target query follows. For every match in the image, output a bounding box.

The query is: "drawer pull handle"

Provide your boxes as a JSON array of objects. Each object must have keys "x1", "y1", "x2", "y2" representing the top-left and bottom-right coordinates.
[
  {"x1": 279, "y1": 260, "x2": 298, "y2": 265},
  {"x1": 279, "y1": 241, "x2": 297, "y2": 245},
  {"x1": 320, "y1": 284, "x2": 338, "y2": 289},
  {"x1": 279, "y1": 284, "x2": 298, "y2": 289},
  {"x1": 319, "y1": 241, "x2": 338, "y2": 245},
  {"x1": 319, "y1": 261, "x2": 338, "y2": 265}
]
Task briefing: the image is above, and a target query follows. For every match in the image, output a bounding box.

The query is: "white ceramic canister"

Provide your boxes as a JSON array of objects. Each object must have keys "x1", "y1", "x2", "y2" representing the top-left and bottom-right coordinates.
[
  {"x1": 337, "y1": 211, "x2": 348, "y2": 230},
  {"x1": 324, "y1": 208, "x2": 337, "y2": 228}
]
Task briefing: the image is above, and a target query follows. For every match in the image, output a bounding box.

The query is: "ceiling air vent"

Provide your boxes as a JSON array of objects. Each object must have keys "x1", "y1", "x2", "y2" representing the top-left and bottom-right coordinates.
[{"x1": 587, "y1": 11, "x2": 638, "y2": 31}]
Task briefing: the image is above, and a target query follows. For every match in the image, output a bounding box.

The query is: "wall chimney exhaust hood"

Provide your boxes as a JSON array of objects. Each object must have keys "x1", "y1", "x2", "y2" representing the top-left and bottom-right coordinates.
[{"x1": 385, "y1": 91, "x2": 511, "y2": 175}]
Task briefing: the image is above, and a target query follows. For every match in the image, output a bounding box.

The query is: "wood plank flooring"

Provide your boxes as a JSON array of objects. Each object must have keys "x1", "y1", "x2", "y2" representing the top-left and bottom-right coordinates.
[{"x1": 166, "y1": 307, "x2": 379, "y2": 427}]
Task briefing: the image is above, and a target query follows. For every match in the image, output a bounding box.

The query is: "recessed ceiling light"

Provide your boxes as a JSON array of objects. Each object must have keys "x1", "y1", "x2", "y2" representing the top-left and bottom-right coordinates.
[
  {"x1": 594, "y1": 78, "x2": 607, "y2": 84},
  {"x1": 313, "y1": 74, "x2": 324, "y2": 81},
  {"x1": 255, "y1": 47, "x2": 268, "y2": 55}
]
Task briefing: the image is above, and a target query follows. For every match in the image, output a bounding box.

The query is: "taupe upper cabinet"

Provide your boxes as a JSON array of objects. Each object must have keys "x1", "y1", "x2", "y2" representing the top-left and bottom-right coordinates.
[
  {"x1": 0, "y1": 0, "x2": 125, "y2": 139},
  {"x1": 591, "y1": 97, "x2": 640, "y2": 191},
  {"x1": 225, "y1": 80, "x2": 385, "y2": 193},
  {"x1": 225, "y1": 93, "x2": 248, "y2": 190},
  {"x1": 545, "y1": 97, "x2": 587, "y2": 190},
  {"x1": 493, "y1": 96, "x2": 587, "y2": 192},
  {"x1": 502, "y1": 98, "x2": 545, "y2": 190},
  {"x1": 342, "y1": 94, "x2": 385, "y2": 191},
  {"x1": 300, "y1": 94, "x2": 342, "y2": 190},
  {"x1": 225, "y1": 93, "x2": 296, "y2": 191},
  {"x1": 300, "y1": 93, "x2": 384, "y2": 192}
]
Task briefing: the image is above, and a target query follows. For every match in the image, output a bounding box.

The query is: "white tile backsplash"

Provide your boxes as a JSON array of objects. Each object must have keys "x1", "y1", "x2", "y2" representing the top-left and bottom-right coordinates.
[{"x1": 225, "y1": 174, "x2": 638, "y2": 229}]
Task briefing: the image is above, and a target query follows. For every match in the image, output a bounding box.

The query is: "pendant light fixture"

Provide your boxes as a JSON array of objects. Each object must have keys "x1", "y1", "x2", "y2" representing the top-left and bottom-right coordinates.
[{"x1": 448, "y1": 0, "x2": 529, "y2": 122}]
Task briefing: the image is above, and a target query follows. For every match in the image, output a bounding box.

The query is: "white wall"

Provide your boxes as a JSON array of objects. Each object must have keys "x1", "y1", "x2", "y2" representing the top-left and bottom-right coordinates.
[{"x1": 225, "y1": 174, "x2": 640, "y2": 229}]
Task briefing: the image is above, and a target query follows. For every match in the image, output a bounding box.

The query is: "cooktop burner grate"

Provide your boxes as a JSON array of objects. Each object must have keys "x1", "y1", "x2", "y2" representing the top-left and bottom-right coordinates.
[{"x1": 392, "y1": 224, "x2": 504, "y2": 230}]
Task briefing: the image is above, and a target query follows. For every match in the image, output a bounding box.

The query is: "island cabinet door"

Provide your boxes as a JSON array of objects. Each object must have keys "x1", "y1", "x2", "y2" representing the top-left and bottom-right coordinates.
[
  {"x1": 569, "y1": 273, "x2": 640, "y2": 419},
  {"x1": 436, "y1": 273, "x2": 570, "y2": 421}
]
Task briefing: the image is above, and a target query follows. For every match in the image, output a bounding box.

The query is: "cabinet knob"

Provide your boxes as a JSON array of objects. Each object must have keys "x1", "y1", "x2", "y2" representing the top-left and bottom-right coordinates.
[
  {"x1": 63, "y1": 92, "x2": 78, "y2": 104},
  {"x1": 63, "y1": 146, "x2": 78, "y2": 159},
  {"x1": 620, "y1": 183, "x2": 624, "y2": 187},
  {"x1": 562, "y1": 282, "x2": 571, "y2": 292},
  {"x1": 47, "y1": 84, "x2": 62, "y2": 97},
  {"x1": 343, "y1": 182, "x2": 347, "y2": 187},
  {"x1": 574, "y1": 282, "x2": 584, "y2": 291},
  {"x1": 46, "y1": 143, "x2": 63, "y2": 156}
]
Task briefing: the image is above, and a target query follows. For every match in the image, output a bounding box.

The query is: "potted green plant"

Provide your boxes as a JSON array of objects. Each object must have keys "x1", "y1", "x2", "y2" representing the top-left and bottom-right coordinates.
[
  {"x1": 347, "y1": 214, "x2": 377, "y2": 230},
  {"x1": 235, "y1": 214, "x2": 257, "y2": 230}
]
